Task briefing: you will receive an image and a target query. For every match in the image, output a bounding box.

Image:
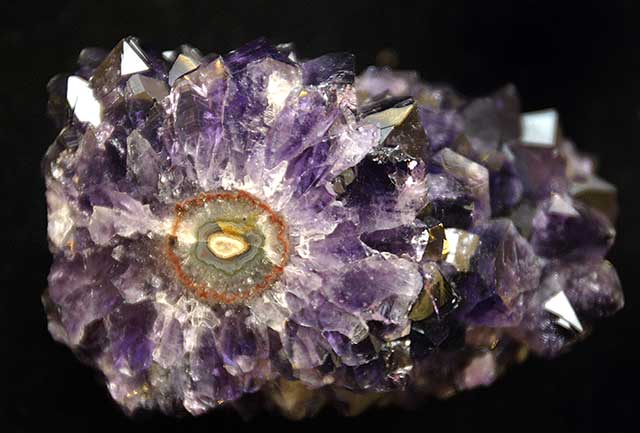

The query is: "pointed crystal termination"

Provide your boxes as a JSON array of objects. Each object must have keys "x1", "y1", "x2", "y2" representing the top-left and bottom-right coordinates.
[
  {"x1": 90, "y1": 37, "x2": 151, "y2": 98},
  {"x1": 510, "y1": 109, "x2": 569, "y2": 200},
  {"x1": 66, "y1": 76, "x2": 102, "y2": 126},
  {"x1": 454, "y1": 219, "x2": 542, "y2": 327},
  {"x1": 168, "y1": 53, "x2": 201, "y2": 86},
  {"x1": 361, "y1": 98, "x2": 430, "y2": 161},
  {"x1": 509, "y1": 260, "x2": 622, "y2": 357},
  {"x1": 42, "y1": 37, "x2": 622, "y2": 418},
  {"x1": 530, "y1": 193, "x2": 615, "y2": 260},
  {"x1": 520, "y1": 109, "x2": 560, "y2": 146},
  {"x1": 121, "y1": 39, "x2": 150, "y2": 76},
  {"x1": 544, "y1": 291, "x2": 583, "y2": 333}
]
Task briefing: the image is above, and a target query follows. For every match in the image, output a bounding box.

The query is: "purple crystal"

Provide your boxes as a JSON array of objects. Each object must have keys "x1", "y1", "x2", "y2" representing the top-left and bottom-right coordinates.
[
  {"x1": 455, "y1": 219, "x2": 542, "y2": 327},
  {"x1": 43, "y1": 38, "x2": 623, "y2": 417},
  {"x1": 430, "y1": 148, "x2": 491, "y2": 226},
  {"x1": 530, "y1": 193, "x2": 615, "y2": 259},
  {"x1": 509, "y1": 259, "x2": 623, "y2": 357}
]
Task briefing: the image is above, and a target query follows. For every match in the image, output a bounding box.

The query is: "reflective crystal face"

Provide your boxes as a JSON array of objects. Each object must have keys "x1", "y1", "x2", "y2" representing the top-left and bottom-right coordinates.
[
  {"x1": 43, "y1": 37, "x2": 623, "y2": 418},
  {"x1": 167, "y1": 190, "x2": 289, "y2": 304}
]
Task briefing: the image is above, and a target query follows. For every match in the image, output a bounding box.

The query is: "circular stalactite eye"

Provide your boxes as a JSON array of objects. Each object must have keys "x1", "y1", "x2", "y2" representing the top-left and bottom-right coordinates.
[{"x1": 167, "y1": 191, "x2": 289, "y2": 304}]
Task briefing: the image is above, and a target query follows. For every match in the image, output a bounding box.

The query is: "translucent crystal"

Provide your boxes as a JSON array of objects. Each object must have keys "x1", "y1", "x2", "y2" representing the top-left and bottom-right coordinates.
[{"x1": 42, "y1": 37, "x2": 623, "y2": 418}]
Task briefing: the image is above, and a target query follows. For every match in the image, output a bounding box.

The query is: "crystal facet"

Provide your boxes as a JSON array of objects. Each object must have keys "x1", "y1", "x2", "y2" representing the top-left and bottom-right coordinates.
[{"x1": 43, "y1": 38, "x2": 623, "y2": 417}]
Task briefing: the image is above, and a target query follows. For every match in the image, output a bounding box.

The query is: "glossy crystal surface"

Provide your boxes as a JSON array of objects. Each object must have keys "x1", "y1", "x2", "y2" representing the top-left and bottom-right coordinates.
[{"x1": 43, "y1": 37, "x2": 623, "y2": 417}]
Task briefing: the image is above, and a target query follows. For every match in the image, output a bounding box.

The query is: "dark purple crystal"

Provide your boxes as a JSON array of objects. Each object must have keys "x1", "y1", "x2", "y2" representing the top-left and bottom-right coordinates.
[{"x1": 43, "y1": 38, "x2": 623, "y2": 417}]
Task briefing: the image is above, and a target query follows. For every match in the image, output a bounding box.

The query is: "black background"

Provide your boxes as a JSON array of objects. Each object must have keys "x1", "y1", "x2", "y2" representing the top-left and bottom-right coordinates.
[{"x1": 3, "y1": 1, "x2": 639, "y2": 432}]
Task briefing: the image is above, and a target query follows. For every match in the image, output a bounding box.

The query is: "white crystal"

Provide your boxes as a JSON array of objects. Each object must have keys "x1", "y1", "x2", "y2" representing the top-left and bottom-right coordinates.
[
  {"x1": 66, "y1": 76, "x2": 102, "y2": 127},
  {"x1": 120, "y1": 39, "x2": 149, "y2": 76},
  {"x1": 544, "y1": 290, "x2": 584, "y2": 333},
  {"x1": 521, "y1": 109, "x2": 559, "y2": 146},
  {"x1": 548, "y1": 193, "x2": 579, "y2": 216}
]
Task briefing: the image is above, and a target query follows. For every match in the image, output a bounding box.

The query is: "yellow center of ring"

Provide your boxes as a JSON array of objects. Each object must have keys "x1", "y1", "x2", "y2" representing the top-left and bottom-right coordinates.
[
  {"x1": 167, "y1": 190, "x2": 290, "y2": 304},
  {"x1": 207, "y1": 232, "x2": 250, "y2": 259}
]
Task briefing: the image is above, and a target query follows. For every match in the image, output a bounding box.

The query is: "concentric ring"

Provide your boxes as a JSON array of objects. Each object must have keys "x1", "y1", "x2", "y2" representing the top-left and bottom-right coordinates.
[{"x1": 166, "y1": 190, "x2": 289, "y2": 304}]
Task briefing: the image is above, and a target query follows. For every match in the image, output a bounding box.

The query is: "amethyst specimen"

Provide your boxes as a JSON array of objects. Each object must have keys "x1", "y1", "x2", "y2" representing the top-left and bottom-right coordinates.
[{"x1": 43, "y1": 37, "x2": 623, "y2": 418}]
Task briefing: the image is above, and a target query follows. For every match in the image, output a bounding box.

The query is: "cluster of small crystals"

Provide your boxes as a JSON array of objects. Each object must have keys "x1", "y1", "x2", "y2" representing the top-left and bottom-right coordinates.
[{"x1": 43, "y1": 37, "x2": 623, "y2": 418}]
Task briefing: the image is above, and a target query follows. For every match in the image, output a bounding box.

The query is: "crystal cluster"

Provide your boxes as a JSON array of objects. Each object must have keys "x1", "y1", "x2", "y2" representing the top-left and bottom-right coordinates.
[{"x1": 43, "y1": 37, "x2": 623, "y2": 417}]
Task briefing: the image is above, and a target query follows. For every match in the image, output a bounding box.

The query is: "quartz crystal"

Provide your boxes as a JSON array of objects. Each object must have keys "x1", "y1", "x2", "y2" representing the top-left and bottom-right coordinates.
[{"x1": 43, "y1": 37, "x2": 623, "y2": 417}]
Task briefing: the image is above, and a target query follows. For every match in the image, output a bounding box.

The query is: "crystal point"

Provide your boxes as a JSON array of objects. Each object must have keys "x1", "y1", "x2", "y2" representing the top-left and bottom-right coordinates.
[
  {"x1": 42, "y1": 37, "x2": 623, "y2": 417},
  {"x1": 121, "y1": 39, "x2": 150, "y2": 76}
]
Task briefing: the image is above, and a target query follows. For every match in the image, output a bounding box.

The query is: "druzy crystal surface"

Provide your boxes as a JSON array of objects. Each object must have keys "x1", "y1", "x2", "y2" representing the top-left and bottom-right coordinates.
[{"x1": 43, "y1": 37, "x2": 623, "y2": 417}]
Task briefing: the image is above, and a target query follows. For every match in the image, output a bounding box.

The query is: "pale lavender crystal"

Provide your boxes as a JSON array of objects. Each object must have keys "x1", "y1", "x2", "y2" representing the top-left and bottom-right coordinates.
[{"x1": 43, "y1": 38, "x2": 623, "y2": 418}]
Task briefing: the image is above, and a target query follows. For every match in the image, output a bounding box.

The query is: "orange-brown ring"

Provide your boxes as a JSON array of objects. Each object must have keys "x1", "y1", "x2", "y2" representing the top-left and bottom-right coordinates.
[{"x1": 166, "y1": 190, "x2": 290, "y2": 304}]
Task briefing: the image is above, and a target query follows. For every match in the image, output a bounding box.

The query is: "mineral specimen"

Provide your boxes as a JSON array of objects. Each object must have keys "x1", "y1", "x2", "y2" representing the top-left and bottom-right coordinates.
[{"x1": 43, "y1": 37, "x2": 623, "y2": 417}]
